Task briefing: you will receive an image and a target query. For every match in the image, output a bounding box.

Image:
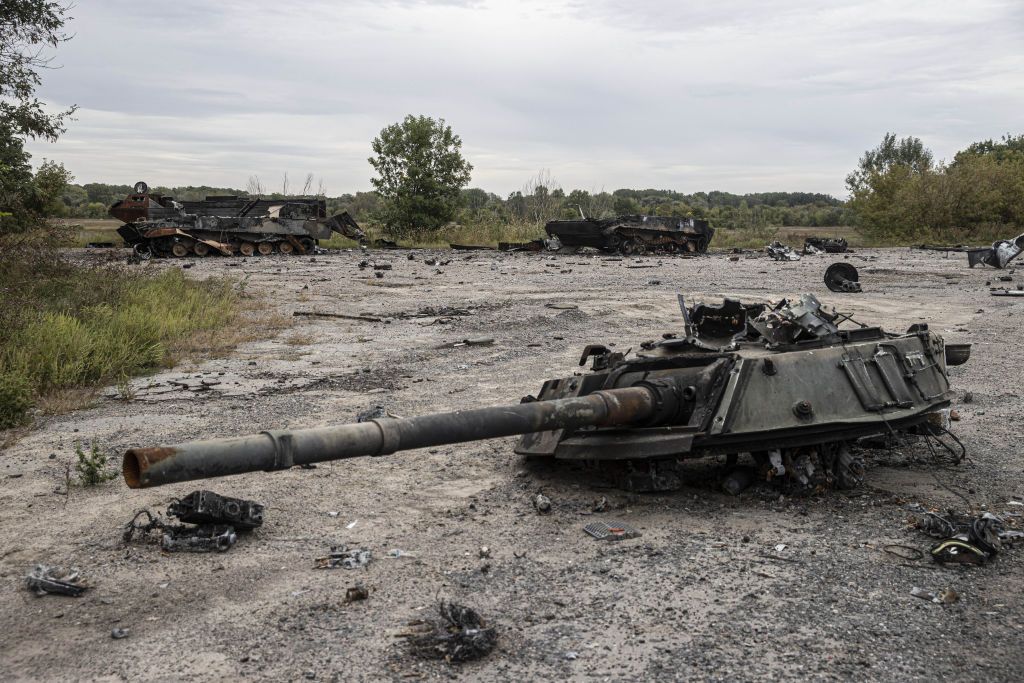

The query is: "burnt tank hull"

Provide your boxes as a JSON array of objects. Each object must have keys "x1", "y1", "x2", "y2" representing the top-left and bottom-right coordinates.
[
  {"x1": 109, "y1": 181, "x2": 366, "y2": 258},
  {"x1": 545, "y1": 215, "x2": 714, "y2": 255},
  {"x1": 123, "y1": 294, "x2": 965, "y2": 494}
]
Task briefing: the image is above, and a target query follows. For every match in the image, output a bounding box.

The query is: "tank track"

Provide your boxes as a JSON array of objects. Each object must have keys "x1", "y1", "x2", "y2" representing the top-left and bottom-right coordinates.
[
  {"x1": 128, "y1": 229, "x2": 317, "y2": 259},
  {"x1": 608, "y1": 228, "x2": 711, "y2": 255}
]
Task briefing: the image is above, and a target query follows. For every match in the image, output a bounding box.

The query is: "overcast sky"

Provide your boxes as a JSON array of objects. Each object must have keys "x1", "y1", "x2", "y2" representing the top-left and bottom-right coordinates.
[{"x1": 26, "y1": 0, "x2": 1024, "y2": 198}]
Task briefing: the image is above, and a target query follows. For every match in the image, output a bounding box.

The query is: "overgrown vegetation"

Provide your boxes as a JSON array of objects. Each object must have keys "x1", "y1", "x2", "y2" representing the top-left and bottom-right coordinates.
[{"x1": 0, "y1": 263, "x2": 242, "y2": 427}]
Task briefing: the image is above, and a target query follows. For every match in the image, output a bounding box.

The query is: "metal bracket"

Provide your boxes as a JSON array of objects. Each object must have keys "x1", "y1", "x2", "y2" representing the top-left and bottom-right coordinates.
[{"x1": 262, "y1": 430, "x2": 295, "y2": 470}]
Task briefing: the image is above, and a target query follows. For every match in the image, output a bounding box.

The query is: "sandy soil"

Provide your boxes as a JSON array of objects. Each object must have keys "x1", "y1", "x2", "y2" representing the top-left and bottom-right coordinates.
[{"x1": 1, "y1": 246, "x2": 1022, "y2": 682}]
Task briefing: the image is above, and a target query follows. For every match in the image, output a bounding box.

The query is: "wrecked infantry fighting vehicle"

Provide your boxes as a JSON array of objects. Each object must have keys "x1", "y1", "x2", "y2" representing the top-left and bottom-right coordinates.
[
  {"x1": 123, "y1": 294, "x2": 967, "y2": 494},
  {"x1": 109, "y1": 181, "x2": 366, "y2": 258},
  {"x1": 544, "y1": 215, "x2": 714, "y2": 255}
]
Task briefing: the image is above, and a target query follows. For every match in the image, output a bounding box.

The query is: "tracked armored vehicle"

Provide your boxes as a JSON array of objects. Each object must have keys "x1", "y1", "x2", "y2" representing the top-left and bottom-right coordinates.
[
  {"x1": 109, "y1": 181, "x2": 366, "y2": 258},
  {"x1": 545, "y1": 215, "x2": 714, "y2": 255},
  {"x1": 124, "y1": 293, "x2": 966, "y2": 495}
]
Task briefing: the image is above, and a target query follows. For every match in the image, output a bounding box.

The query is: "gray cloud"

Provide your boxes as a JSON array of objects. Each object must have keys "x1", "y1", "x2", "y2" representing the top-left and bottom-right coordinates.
[{"x1": 26, "y1": 0, "x2": 1024, "y2": 197}]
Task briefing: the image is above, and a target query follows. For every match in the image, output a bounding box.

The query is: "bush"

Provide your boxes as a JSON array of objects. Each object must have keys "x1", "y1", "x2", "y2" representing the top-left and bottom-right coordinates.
[
  {"x1": 75, "y1": 441, "x2": 115, "y2": 485},
  {"x1": 0, "y1": 373, "x2": 33, "y2": 428}
]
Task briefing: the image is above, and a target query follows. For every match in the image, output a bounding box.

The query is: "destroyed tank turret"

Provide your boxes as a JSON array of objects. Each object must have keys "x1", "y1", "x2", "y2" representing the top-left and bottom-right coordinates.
[
  {"x1": 123, "y1": 294, "x2": 967, "y2": 494},
  {"x1": 109, "y1": 181, "x2": 366, "y2": 258},
  {"x1": 544, "y1": 215, "x2": 714, "y2": 255}
]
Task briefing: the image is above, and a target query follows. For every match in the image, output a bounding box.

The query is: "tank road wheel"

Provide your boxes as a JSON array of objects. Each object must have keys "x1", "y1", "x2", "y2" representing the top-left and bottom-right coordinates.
[
  {"x1": 299, "y1": 237, "x2": 316, "y2": 254},
  {"x1": 193, "y1": 242, "x2": 210, "y2": 257},
  {"x1": 606, "y1": 234, "x2": 622, "y2": 252},
  {"x1": 257, "y1": 242, "x2": 274, "y2": 255},
  {"x1": 621, "y1": 240, "x2": 638, "y2": 255},
  {"x1": 664, "y1": 242, "x2": 678, "y2": 254},
  {"x1": 171, "y1": 242, "x2": 189, "y2": 258},
  {"x1": 695, "y1": 237, "x2": 708, "y2": 253},
  {"x1": 278, "y1": 241, "x2": 295, "y2": 255},
  {"x1": 239, "y1": 242, "x2": 256, "y2": 257}
]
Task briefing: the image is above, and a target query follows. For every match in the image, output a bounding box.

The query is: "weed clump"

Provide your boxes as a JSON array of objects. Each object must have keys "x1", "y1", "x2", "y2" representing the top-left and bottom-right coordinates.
[
  {"x1": 0, "y1": 373, "x2": 33, "y2": 429},
  {"x1": 75, "y1": 441, "x2": 116, "y2": 485}
]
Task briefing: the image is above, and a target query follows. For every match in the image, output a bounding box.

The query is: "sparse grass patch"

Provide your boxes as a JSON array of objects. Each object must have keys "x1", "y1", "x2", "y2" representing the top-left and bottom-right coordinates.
[{"x1": 285, "y1": 331, "x2": 315, "y2": 346}]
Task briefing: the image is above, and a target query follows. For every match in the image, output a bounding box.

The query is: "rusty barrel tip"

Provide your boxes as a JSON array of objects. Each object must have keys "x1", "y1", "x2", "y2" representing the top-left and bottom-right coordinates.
[{"x1": 122, "y1": 446, "x2": 177, "y2": 488}]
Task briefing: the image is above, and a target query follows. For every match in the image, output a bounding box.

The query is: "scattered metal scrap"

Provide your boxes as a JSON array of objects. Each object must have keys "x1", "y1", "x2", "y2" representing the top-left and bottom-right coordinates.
[
  {"x1": 968, "y1": 232, "x2": 1024, "y2": 269},
  {"x1": 990, "y1": 287, "x2": 1024, "y2": 297},
  {"x1": 123, "y1": 490, "x2": 264, "y2": 553},
  {"x1": 401, "y1": 601, "x2": 497, "y2": 663},
  {"x1": 25, "y1": 565, "x2": 89, "y2": 597},
  {"x1": 803, "y1": 236, "x2": 849, "y2": 254},
  {"x1": 911, "y1": 509, "x2": 1024, "y2": 565},
  {"x1": 766, "y1": 241, "x2": 801, "y2": 261},
  {"x1": 583, "y1": 520, "x2": 641, "y2": 541},
  {"x1": 315, "y1": 545, "x2": 372, "y2": 569},
  {"x1": 824, "y1": 262, "x2": 862, "y2": 293}
]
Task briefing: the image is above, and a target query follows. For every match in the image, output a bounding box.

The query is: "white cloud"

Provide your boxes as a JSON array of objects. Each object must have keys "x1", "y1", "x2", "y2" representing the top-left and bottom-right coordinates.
[{"x1": 26, "y1": 0, "x2": 1024, "y2": 197}]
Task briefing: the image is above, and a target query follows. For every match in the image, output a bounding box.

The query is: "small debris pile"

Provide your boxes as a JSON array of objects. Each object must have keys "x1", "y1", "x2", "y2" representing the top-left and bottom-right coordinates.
[
  {"x1": 123, "y1": 490, "x2": 264, "y2": 553},
  {"x1": 314, "y1": 545, "x2": 372, "y2": 569},
  {"x1": 911, "y1": 509, "x2": 1023, "y2": 565},
  {"x1": 401, "y1": 601, "x2": 497, "y2": 663},
  {"x1": 25, "y1": 565, "x2": 89, "y2": 597},
  {"x1": 766, "y1": 241, "x2": 801, "y2": 261}
]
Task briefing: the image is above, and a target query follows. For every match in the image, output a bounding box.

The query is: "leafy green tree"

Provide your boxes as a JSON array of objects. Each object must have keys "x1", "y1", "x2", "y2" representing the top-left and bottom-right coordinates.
[
  {"x1": 1, "y1": 1, "x2": 76, "y2": 235},
  {"x1": 845, "y1": 132, "x2": 932, "y2": 195},
  {"x1": 368, "y1": 115, "x2": 473, "y2": 238}
]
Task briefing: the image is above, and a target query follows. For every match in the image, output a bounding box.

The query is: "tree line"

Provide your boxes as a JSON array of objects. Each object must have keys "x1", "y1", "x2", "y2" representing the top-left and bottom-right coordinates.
[{"x1": 847, "y1": 132, "x2": 1024, "y2": 243}]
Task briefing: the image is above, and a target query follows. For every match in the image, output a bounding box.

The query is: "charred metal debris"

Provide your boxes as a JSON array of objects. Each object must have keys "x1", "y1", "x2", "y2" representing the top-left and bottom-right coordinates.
[
  {"x1": 967, "y1": 232, "x2": 1024, "y2": 269},
  {"x1": 25, "y1": 565, "x2": 89, "y2": 597},
  {"x1": 911, "y1": 509, "x2": 1024, "y2": 566},
  {"x1": 400, "y1": 601, "x2": 498, "y2": 663},
  {"x1": 824, "y1": 262, "x2": 862, "y2": 292},
  {"x1": 123, "y1": 490, "x2": 264, "y2": 552},
  {"x1": 766, "y1": 240, "x2": 801, "y2": 261},
  {"x1": 803, "y1": 236, "x2": 849, "y2": 254}
]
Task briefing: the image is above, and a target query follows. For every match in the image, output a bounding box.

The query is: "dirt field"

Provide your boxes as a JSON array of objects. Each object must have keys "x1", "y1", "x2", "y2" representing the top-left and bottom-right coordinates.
[{"x1": 1, "y1": 246, "x2": 1022, "y2": 681}]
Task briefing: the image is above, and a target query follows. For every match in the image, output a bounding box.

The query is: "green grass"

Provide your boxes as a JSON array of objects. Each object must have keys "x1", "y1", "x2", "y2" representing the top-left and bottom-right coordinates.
[{"x1": 0, "y1": 263, "x2": 243, "y2": 428}]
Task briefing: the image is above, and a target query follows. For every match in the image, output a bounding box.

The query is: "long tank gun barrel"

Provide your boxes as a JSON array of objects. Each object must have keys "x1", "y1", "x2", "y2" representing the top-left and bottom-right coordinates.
[{"x1": 124, "y1": 385, "x2": 667, "y2": 488}]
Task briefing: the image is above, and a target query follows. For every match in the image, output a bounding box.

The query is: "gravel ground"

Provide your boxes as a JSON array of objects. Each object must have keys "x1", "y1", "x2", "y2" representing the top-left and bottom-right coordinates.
[{"x1": 1, "y1": 246, "x2": 1022, "y2": 681}]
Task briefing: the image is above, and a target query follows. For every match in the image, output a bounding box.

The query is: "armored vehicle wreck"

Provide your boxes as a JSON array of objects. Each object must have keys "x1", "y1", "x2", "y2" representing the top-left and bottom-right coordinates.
[
  {"x1": 124, "y1": 293, "x2": 967, "y2": 495},
  {"x1": 109, "y1": 181, "x2": 366, "y2": 258},
  {"x1": 544, "y1": 215, "x2": 714, "y2": 254}
]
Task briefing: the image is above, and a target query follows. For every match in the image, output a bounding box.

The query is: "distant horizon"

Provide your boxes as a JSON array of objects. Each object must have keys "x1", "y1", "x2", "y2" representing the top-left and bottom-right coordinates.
[
  {"x1": 26, "y1": 1, "x2": 1023, "y2": 201},
  {"x1": 69, "y1": 178, "x2": 848, "y2": 202}
]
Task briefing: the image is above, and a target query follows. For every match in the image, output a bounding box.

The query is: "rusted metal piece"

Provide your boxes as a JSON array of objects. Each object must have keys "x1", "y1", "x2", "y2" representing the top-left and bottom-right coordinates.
[
  {"x1": 108, "y1": 181, "x2": 367, "y2": 258},
  {"x1": 545, "y1": 215, "x2": 714, "y2": 255}
]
